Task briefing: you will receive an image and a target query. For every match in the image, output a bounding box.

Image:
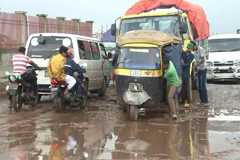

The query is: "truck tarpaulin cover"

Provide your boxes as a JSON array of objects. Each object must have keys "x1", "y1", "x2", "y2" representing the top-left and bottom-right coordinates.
[{"x1": 125, "y1": 0, "x2": 210, "y2": 40}]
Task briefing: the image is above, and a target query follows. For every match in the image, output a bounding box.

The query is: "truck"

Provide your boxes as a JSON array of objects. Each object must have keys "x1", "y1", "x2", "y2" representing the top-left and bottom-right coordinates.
[{"x1": 111, "y1": 0, "x2": 210, "y2": 101}]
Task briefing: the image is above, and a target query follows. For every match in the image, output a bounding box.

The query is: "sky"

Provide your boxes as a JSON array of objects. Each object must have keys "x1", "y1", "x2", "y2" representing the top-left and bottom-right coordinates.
[{"x1": 1, "y1": 0, "x2": 240, "y2": 34}]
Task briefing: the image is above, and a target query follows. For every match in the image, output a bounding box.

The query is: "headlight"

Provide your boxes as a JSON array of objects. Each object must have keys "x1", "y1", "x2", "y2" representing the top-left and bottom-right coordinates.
[
  {"x1": 207, "y1": 61, "x2": 213, "y2": 67},
  {"x1": 237, "y1": 69, "x2": 240, "y2": 73},
  {"x1": 133, "y1": 84, "x2": 140, "y2": 92},
  {"x1": 235, "y1": 60, "x2": 240, "y2": 66},
  {"x1": 10, "y1": 75, "x2": 16, "y2": 82}
]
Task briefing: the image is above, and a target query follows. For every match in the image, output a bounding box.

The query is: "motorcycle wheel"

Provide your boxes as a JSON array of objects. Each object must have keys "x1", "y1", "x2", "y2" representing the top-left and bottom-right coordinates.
[
  {"x1": 12, "y1": 93, "x2": 23, "y2": 112},
  {"x1": 81, "y1": 82, "x2": 88, "y2": 109},
  {"x1": 54, "y1": 95, "x2": 66, "y2": 112},
  {"x1": 31, "y1": 89, "x2": 39, "y2": 107}
]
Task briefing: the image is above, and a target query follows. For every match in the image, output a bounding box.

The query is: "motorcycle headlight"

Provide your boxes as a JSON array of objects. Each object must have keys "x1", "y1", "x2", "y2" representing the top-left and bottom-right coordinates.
[
  {"x1": 10, "y1": 75, "x2": 16, "y2": 82},
  {"x1": 207, "y1": 61, "x2": 213, "y2": 67}
]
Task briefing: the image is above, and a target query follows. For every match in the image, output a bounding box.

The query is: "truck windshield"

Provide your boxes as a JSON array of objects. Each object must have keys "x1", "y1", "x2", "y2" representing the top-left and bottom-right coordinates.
[
  {"x1": 118, "y1": 48, "x2": 161, "y2": 70},
  {"x1": 27, "y1": 36, "x2": 73, "y2": 58},
  {"x1": 120, "y1": 16, "x2": 180, "y2": 37},
  {"x1": 209, "y1": 38, "x2": 240, "y2": 52}
]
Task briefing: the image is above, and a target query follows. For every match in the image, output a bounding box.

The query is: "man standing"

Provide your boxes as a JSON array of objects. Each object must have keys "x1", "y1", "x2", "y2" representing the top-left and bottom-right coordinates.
[
  {"x1": 163, "y1": 58, "x2": 179, "y2": 119},
  {"x1": 181, "y1": 43, "x2": 195, "y2": 108},
  {"x1": 191, "y1": 41, "x2": 209, "y2": 107}
]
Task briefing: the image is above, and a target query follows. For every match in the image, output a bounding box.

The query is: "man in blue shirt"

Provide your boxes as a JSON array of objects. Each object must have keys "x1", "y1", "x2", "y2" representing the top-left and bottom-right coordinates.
[
  {"x1": 181, "y1": 43, "x2": 195, "y2": 108},
  {"x1": 64, "y1": 48, "x2": 86, "y2": 98}
]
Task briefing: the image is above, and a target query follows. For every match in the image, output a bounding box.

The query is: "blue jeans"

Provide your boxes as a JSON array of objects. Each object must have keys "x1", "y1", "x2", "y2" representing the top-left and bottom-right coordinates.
[
  {"x1": 197, "y1": 69, "x2": 208, "y2": 103},
  {"x1": 74, "y1": 78, "x2": 83, "y2": 97}
]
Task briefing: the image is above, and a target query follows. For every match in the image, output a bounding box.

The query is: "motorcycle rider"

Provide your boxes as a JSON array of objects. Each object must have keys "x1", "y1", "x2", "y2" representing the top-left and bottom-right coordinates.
[
  {"x1": 64, "y1": 48, "x2": 86, "y2": 99},
  {"x1": 10, "y1": 47, "x2": 40, "y2": 107},
  {"x1": 47, "y1": 46, "x2": 76, "y2": 100}
]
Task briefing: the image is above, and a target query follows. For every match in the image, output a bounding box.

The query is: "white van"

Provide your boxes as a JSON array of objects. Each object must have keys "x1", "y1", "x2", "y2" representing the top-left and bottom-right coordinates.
[
  {"x1": 25, "y1": 33, "x2": 111, "y2": 100},
  {"x1": 207, "y1": 34, "x2": 240, "y2": 81}
]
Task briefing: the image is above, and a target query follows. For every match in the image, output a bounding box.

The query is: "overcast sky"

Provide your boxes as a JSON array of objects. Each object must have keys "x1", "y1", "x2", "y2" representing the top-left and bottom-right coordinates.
[{"x1": 1, "y1": 0, "x2": 239, "y2": 34}]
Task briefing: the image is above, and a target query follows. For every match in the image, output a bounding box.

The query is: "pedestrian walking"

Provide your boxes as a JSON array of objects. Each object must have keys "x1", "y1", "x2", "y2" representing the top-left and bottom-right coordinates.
[{"x1": 191, "y1": 41, "x2": 209, "y2": 107}]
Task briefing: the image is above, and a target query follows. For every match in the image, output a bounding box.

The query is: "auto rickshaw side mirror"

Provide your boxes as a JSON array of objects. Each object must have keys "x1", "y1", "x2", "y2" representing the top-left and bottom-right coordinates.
[
  {"x1": 179, "y1": 22, "x2": 188, "y2": 34},
  {"x1": 111, "y1": 24, "x2": 117, "y2": 36},
  {"x1": 108, "y1": 52, "x2": 112, "y2": 59}
]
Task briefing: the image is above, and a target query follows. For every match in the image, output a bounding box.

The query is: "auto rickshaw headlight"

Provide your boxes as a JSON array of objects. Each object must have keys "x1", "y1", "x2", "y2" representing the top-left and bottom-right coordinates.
[
  {"x1": 129, "y1": 83, "x2": 142, "y2": 92},
  {"x1": 133, "y1": 84, "x2": 139, "y2": 92}
]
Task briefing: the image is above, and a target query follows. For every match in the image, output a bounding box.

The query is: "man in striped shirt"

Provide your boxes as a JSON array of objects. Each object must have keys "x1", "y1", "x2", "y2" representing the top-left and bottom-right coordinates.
[{"x1": 12, "y1": 47, "x2": 40, "y2": 93}]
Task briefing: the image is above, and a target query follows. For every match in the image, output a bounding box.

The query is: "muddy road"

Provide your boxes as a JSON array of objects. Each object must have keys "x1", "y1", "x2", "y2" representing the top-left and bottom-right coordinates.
[{"x1": 0, "y1": 83, "x2": 239, "y2": 160}]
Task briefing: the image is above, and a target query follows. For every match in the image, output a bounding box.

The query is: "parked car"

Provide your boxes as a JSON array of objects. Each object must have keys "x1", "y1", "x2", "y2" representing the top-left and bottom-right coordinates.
[{"x1": 207, "y1": 34, "x2": 240, "y2": 82}]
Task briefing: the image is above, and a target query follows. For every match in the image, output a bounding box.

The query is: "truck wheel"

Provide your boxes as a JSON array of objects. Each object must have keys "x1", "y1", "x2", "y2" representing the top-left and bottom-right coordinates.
[
  {"x1": 12, "y1": 93, "x2": 22, "y2": 112},
  {"x1": 189, "y1": 78, "x2": 193, "y2": 103},
  {"x1": 129, "y1": 105, "x2": 138, "y2": 121},
  {"x1": 98, "y1": 78, "x2": 107, "y2": 97}
]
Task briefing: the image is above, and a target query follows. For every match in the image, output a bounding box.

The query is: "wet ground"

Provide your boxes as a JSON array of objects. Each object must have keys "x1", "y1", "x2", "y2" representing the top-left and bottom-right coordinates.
[{"x1": 0, "y1": 83, "x2": 239, "y2": 160}]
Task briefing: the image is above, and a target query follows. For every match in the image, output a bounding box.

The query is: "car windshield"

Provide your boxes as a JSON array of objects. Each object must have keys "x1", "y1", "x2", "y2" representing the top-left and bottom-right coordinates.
[
  {"x1": 120, "y1": 16, "x2": 180, "y2": 37},
  {"x1": 118, "y1": 48, "x2": 161, "y2": 70},
  {"x1": 27, "y1": 36, "x2": 73, "y2": 58},
  {"x1": 209, "y1": 38, "x2": 240, "y2": 52}
]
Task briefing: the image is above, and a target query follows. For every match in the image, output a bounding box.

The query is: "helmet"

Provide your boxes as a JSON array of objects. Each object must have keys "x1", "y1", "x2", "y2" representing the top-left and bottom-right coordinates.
[{"x1": 67, "y1": 48, "x2": 75, "y2": 58}]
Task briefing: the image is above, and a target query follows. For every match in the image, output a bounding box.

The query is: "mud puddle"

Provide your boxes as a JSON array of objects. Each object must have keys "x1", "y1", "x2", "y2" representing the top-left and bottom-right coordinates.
[{"x1": 0, "y1": 110, "x2": 239, "y2": 160}]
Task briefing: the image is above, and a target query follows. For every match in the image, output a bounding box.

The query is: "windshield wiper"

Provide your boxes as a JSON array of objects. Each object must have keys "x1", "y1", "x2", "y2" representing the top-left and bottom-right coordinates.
[
  {"x1": 229, "y1": 48, "x2": 240, "y2": 51},
  {"x1": 117, "y1": 58, "x2": 127, "y2": 68},
  {"x1": 44, "y1": 50, "x2": 59, "y2": 60}
]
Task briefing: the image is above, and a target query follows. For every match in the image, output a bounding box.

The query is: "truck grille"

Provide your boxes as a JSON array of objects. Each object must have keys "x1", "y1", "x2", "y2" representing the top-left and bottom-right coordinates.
[
  {"x1": 214, "y1": 69, "x2": 234, "y2": 74},
  {"x1": 214, "y1": 61, "x2": 234, "y2": 67}
]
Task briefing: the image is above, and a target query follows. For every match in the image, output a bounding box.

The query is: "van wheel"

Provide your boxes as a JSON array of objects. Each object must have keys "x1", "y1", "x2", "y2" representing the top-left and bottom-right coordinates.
[
  {"x1": 38, "y1": 95, "x2": 42, "y2": 102},
  {"x1": 98, "y1": 78, "x2": 107, "y2": 97}
]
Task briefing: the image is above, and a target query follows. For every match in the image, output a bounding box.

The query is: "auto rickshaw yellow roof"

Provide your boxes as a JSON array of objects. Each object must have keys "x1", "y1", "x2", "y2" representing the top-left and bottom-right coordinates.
[{"x1": 116, "y1": 30, "x2": 182, "y2": 47}]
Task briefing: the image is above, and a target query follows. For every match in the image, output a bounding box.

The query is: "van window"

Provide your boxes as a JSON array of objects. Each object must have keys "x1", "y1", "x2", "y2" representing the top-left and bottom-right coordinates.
[
  {"x1": 100, "y1": 44, "x2": 107, "y2": 57},
  {"x1": 90, "y1": 42, "x2": 100, "y2": 60},
  {"x1": 78, "y1": 40, "x2": 91, "y2": 60}
]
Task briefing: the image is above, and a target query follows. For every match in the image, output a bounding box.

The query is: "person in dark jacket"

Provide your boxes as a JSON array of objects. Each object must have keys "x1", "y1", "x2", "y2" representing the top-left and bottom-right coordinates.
[
  {"x1": 64, "y1": 48, "x2": 86, "y2": 98},
  {"x1": 181, "y1": 43, "x2": 195, "y2": 108}
]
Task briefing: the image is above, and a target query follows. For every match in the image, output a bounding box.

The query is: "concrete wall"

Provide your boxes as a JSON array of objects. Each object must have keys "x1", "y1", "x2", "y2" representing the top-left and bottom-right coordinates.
[{"x1": 0, "y1": 50, "x2": 17, "y2": 78}]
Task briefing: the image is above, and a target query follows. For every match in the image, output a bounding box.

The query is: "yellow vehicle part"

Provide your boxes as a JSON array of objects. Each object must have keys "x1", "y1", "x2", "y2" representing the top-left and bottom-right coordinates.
[{"x1": 115, "y1": 68, "x2": 162, "y2": 77}]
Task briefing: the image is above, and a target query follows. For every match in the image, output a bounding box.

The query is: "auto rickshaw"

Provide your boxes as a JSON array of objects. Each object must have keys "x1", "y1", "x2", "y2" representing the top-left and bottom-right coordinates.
[{"x1": 114, "y1": 30, "x2": 185, "y2": 121}]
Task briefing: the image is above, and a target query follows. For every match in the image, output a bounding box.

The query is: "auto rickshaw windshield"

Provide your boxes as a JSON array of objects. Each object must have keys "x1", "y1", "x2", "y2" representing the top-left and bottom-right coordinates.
[{"x1": 118, "y1": 47, "x2": 161, "y2": 70}]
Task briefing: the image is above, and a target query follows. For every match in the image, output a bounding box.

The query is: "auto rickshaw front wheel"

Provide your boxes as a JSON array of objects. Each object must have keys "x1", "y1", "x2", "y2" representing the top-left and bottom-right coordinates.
[{"x1": 129, "y1": 105, "x2": 138, "y2": 121}]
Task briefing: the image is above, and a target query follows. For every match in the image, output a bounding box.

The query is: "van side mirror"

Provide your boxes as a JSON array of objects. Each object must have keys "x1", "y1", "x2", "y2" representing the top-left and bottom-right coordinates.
[
  {"x1": 108, "y1": 52, "x2": 112, "y2": 59},
  {"x1": 179, "y1": 22, "x2": 188, "y2": 34},
  {"x1": 111, "y1": 24, "x2": 117, "y2": 36}
]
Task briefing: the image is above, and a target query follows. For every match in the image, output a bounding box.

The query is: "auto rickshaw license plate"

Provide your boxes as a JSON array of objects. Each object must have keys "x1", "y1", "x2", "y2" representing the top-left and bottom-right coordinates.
[{"x1": 131, "y1": 70, "x2": 141, "y2": 76}]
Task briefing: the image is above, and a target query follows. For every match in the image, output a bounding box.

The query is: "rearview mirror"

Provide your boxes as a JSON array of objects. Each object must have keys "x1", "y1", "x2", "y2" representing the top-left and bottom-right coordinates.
[
  {"x1": 179, "y1": 22, "x2": 188, "y2": 34},
  {"x1": 111, "y1": 24, "x2": 117, "y2": 36},
  {"x1": 108, "y1": 52, "x2": 112, "y2": 59}
]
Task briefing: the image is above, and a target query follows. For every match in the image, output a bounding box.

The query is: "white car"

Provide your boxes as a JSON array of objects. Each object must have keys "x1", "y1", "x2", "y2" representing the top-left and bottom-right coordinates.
[{"x1": 207, "y1": 34, "x2": 240, "y2": 82}]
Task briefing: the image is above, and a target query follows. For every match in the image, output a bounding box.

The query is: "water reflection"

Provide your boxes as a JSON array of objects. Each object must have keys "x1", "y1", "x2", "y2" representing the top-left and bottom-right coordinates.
[
  {"x1": 111, "y1": 118, "x2": 209, "y2": 159},
  {"x1": 0, "y1": 113, "x2": 210, "y2": 160}
]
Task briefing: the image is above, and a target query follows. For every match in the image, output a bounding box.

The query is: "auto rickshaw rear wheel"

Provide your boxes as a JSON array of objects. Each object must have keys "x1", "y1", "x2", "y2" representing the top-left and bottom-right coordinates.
[{"x1": 129, "y1": 105, "x2": 138, "y2": 121}]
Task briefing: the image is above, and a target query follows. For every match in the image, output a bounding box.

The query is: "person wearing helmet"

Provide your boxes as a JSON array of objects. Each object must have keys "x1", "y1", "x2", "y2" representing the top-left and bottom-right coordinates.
[{"x1": 64, "y1": 48, "x2": 86, "y2": 98}]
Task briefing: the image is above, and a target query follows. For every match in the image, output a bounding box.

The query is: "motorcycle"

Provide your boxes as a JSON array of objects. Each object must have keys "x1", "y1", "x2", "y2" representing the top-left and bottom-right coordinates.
[
  {"x1": 5, "y1": 66, "x2": 39, "y2": 112},
  {"x1": 51, "y1": 63, "x2": 88, "y2": 112}
]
